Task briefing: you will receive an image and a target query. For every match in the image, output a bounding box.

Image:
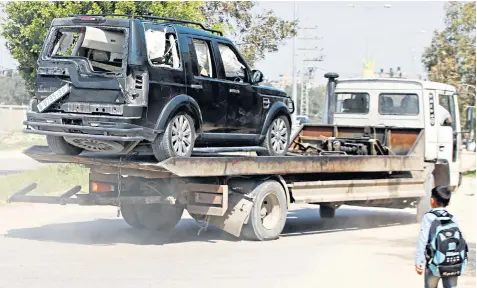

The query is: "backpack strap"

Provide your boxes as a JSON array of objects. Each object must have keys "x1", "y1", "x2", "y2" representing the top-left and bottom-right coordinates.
[{"x1": 427, "y1": 210, "x2": 452, "y2": 219}]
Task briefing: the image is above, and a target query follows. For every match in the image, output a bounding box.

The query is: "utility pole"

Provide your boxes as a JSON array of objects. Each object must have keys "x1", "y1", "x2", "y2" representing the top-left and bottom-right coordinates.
[
  {"x1": 297, "y1": 26, "x2": 322, "y2": 116},
  {"x1": 291, "y1": 1, "x2": 298, "y2": 127}
]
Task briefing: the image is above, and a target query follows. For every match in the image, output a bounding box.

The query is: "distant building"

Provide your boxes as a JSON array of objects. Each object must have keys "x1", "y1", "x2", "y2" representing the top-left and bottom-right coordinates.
[{"x1": 0, "y1": 68, "x2": 18, "y2": 77}]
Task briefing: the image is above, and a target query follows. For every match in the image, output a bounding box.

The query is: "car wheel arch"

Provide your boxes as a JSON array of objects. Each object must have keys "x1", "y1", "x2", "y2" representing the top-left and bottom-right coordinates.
[
  {"x1": 154, "y1": 95, "x2": 203, "y2": 134},
  {"x1": 260, "y1": 102, "x2": 291, "y2": 136}
]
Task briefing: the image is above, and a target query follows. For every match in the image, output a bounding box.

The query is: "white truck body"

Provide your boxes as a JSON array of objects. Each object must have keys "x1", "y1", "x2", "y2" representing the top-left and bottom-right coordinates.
[{"x1": 332, "y1": 78, "x2": 461, "y2": 188}]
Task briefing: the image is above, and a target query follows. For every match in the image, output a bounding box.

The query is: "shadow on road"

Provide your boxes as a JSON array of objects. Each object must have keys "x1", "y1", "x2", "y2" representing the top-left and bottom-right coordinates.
[
  {"x1": 281, "y1": 206, "x2": 416, "y2": 237},
  {"x1": 4, "y1": 206, "x2": 417, "y2": 246}
]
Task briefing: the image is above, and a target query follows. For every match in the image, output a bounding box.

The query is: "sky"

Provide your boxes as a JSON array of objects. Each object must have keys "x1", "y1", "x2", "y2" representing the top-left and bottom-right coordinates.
[
  {"x1": 0, "y1": 1, "x2": 447, "y2": 84},
  {"x1": 253, "y1": 1, "x2": 447, "y2": 84}
]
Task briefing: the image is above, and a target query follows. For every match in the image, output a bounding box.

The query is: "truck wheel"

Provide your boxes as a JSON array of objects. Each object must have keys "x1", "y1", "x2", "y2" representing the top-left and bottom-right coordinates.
[
  {"x1": 241, "y1": 180, "x2": 287, "y2": 241},
  {"x1": 136, "y1": 204, "x2": 184, "y2": 231},
  {"x1": 319, "y1": 205, "x2": 336, "y2": 218},
  {"x1": 416, "y1": 174, "x2": 434, "y2": 222},
  {"x1": 257, "y1": 115, "x2": 290, "y2": 156},
  {"x1": 152, "y1": 113, "x2": 195, "y2": 162},
  {"x1": 46, "y1": 135, "x2": 83, "y2": 155},
  {"x1": 120, "y1": 204, "x2": 144, "y2": 229}
]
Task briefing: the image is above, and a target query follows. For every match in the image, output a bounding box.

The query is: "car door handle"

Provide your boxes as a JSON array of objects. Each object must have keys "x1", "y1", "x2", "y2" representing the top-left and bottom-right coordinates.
[
  {"x1": 439, "y1": 145, "x2": 445, "y2": 152},
  {"x1": 229, "y1": 88, "x2": 240, "y2": 94},
  {"x1": 190, "y1": 84, "x2": 203, "y2": 90},
  {"x1": 263, "y1": 98, "x2": 270, "y2": 109}
]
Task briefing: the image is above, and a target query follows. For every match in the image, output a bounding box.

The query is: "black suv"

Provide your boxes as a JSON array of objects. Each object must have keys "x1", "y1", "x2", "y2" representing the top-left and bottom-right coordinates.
[{"x1": 25, "y1": 15, "x2": 294, "y2": 161}]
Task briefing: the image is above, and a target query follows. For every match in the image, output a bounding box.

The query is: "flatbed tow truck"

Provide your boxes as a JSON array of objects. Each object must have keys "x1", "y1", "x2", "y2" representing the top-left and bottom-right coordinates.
[{"x1": 8, "y1": 74, "x2": 468, "y2": 241}]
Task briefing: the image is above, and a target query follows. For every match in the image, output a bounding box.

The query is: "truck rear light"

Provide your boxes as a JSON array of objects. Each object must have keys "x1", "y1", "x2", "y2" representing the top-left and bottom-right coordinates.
[{"x1": 91, "y1": 182, "x2": 115, "y2": 193}]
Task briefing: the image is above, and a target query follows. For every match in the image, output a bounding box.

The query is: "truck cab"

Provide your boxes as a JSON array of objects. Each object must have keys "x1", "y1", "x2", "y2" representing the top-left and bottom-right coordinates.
[{"x1": 323, "y1": 74, "x2": 463, "y2": 190}]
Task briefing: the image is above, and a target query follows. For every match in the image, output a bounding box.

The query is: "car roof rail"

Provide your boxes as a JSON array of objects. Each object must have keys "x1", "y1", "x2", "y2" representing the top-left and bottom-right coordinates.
[
  {"x1": 69, "y1": 14, "x2": 223, "y2": 36},
  {"x1": 138, "y1": 15, "x2": 223, "y2": 36}
]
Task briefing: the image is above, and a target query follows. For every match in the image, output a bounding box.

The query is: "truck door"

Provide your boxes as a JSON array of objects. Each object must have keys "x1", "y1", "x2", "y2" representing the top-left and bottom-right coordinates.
[
  {"x1": 424, "y1": 90, "x2": 439, "y2": 160},
  {"x1": 437, "y1": 92, "x2": 460, "y2": 187}
]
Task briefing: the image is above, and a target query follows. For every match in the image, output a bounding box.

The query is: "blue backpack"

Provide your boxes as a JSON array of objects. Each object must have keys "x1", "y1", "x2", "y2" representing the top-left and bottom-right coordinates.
[{"x1": 425, "y1": 210, "x2": 468, "y2": 277}]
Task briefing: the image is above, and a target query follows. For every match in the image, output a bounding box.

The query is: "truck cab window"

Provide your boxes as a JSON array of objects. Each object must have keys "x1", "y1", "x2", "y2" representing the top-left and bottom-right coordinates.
[
  {"x1": 439, "y1": 94, "x2": 456, "y2": 128},
  {"x1": 379, "y1": 93, "x2": 419, "y2": 115},
  {"x1": 218, "y1": 43, "x2": 246, "y2": 82},
  {"x1": 192, "y1": 39, "x2": 214, "y2": 78},
  {"x1": 335, "y1": 93, "x2": 369, "y2": 114}
]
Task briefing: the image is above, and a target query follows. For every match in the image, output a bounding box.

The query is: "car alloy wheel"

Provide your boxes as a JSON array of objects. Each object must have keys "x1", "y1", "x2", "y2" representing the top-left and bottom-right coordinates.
[
  {"x1": 170, "y1": 114, "x2": 193, "y2": 156},
  {"x1": 270, "y1": 117, "x2": 288, "y2": 154}
]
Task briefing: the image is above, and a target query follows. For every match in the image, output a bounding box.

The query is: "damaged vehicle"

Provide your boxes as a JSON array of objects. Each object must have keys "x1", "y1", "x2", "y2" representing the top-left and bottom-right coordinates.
[{"x1": 25, "y1": 15, "x2": 294, "y2": 161}]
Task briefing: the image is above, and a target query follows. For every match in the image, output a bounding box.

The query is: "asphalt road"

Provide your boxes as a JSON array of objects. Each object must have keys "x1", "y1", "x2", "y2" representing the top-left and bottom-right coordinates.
[
  {"x1": 0, "y1": 177, "x2": 474, "y2": 288},
  {"x1": 0, "y1": 151, "x2": 46, "y2": 175}
]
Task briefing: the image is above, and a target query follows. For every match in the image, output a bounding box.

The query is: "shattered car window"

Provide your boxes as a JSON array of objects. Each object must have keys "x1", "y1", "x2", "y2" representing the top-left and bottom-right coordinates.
[
  {"x1": 48, "y1": 27, "x2": 125, "y2": 73},
  {"x1": 218, "y1": 43, "x2": 246, "y2": 82},
  {"x1": 145, "y1": 28, "x2": 181, "y2": 70}
]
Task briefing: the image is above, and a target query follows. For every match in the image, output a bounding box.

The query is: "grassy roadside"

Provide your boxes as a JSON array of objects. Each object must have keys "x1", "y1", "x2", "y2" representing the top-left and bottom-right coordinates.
[
  {"x1": 0, "y1": 164, "x2": 89, "y2": 202},
  {"x1": 464, "y1": 170, "x2": 476, "y2": 177},
  {"x1": 0, "y1": 131, "x2": 46, "y2": 151}
]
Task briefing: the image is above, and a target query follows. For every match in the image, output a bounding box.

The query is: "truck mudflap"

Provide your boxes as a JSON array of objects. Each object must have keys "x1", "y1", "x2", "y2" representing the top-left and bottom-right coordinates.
[
  {"x1": 208, "y1": 193, "x2": 254, "y2": 237},
  {"x1": 7, "y1": 183, "x2": 174, "y2": 206}
]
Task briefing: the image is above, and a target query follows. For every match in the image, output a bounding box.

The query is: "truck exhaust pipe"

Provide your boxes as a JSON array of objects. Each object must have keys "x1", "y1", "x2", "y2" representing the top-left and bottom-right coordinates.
[{"x1": 322, "y1": 72, "x2": 339, "y2": 124}]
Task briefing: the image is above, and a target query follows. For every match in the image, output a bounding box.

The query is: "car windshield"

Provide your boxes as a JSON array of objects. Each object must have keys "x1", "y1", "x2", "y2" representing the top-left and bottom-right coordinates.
[{"x1": 46, "y1": 26, "x2": 126, "y2": 73}]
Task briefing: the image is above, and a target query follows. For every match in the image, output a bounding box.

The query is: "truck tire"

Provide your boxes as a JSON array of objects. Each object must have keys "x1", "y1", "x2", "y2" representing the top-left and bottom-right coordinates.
[
  {"x1": 120, "y1": 204, "x2": 144, "y2": 229},
  {"x1": 152, "y1": 113, "x2": 195, "y2": 162},
  {"x1": 319, "y1": 205, "x2": 336, "y2": 218},
  {"x1": 416, "y1": 174, "x2": 434, "y2": 222},
  {"x1": 241, "y1": 180, "x2": 288, "y2": 241},
  {"x1": 46, "y1": 135, "x2": 83, "y2": 155},
  {"x1": 136, "y1": 204, "x2": 184, "y2": 231},
  {"x1": 257, "y1": 115, "x2": 290, "y2": 156}
]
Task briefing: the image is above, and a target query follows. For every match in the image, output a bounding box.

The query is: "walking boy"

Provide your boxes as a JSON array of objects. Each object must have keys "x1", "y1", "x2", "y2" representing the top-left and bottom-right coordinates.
[{"x1": 415, "y1": 186, "x2": 468, "y2": 288}]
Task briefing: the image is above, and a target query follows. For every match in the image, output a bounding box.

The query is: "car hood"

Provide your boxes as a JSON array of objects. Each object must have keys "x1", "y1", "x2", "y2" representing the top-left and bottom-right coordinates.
[{"x1": 255, "y1": 85, "x2": 287, "y2": 97}]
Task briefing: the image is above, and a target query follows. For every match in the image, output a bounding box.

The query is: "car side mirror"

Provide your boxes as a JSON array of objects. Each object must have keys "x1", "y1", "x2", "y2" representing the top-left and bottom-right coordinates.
[
  {"x1": 465, "y1": 106, "x2": 474, "y2": 130},
  {"x1": 251, "y1": 70, "x2": 264, "y2": 84}
]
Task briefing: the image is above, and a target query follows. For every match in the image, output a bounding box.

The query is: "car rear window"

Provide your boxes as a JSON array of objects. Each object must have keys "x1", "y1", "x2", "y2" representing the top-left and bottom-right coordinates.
[{"x1": 48, "y1": 26, "x2": 126, "y2": 73}]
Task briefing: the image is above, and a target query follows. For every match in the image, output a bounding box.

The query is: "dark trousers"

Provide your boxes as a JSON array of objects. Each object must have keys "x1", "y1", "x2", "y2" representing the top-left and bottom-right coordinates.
[{"x1": 425, "y1": 269, "x2": 458, "y2": 288}]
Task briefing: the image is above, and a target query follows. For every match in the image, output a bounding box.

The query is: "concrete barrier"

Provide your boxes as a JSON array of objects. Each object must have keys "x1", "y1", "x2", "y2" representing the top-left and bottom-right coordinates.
[{"x1": 0, "y1": 105, "x2": 27, "y2": 132}]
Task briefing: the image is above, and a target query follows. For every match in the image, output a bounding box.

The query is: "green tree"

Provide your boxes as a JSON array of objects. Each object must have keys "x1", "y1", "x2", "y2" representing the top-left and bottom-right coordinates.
[
  {"x1": 422, "y1": 2, "x2": 476, "y2": 125},
  {"x1": 1, "y1": 1, "x2": 296, "y2": 93}
]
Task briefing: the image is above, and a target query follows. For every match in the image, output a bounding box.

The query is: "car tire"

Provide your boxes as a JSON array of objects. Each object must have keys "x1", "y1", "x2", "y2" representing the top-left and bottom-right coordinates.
[
  {"x1": 152, "y1": 113, "x2": 196, "y2": 162},
  {"x1": 241, "y1": 180, "x2": 288, "y2": 241},
  {"x1": 257, "y1": 115, "x2": 290, "y2": 157},
  {"x1": 46, "y1": 135, "x2": 83, "y2": 155}
]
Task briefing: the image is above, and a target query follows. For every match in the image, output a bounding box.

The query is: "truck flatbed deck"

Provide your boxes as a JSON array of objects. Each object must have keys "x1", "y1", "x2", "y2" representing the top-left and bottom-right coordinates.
[{"x1": 24, "y1": 145, "x2": 424, "y2": 178}]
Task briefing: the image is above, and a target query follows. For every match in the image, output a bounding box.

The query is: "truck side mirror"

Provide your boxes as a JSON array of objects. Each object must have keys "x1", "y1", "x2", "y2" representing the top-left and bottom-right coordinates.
[
  {"x1": 465, "y1": 106, "x2": 474, "y2": 130},
  {"x1": 251, "y1": 70, "x2": 264, "y2": 84}
]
